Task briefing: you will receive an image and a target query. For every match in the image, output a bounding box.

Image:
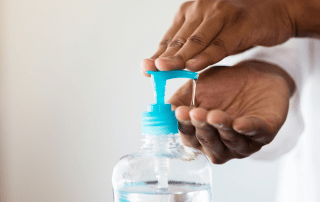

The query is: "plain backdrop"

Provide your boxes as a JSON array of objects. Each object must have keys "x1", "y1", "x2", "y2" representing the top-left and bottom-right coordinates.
[{"x1": 0, "y1": 0, "x2": 280, "y2": 201}]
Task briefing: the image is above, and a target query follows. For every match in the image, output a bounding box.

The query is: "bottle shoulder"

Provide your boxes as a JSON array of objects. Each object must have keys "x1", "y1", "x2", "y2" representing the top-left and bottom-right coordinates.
[{"x1": 114, "y1": 145, "x2": 211, "y2": 168}]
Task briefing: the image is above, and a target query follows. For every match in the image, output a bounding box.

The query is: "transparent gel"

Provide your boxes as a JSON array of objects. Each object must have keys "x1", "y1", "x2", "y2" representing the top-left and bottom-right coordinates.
[
  {"x1": 112, "y1": 134, "x2": 212, "y2": 202},
  {"x1": 115, "y1": 182, "x2": 212, "y2": 201},
  {"x1": 190, "y1": 79, "x2": 198, "y2": 108}
]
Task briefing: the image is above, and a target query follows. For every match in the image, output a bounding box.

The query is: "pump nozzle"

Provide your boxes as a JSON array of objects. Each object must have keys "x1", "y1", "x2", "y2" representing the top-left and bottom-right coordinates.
[
  {"x1": 142, "y1": 70, "x2": 199, "y2": 195},
  {"x1": 147, "y1": 70, "x2": 198, "y2": 105},
  {"x1": 142, "y1": 70, "x2": 198, "y2": 136}
]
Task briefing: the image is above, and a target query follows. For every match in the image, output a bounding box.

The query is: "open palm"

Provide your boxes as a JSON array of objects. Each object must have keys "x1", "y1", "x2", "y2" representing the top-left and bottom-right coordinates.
[{"x1": 168, "y1": 60, "x2": 294, "y2": 164}]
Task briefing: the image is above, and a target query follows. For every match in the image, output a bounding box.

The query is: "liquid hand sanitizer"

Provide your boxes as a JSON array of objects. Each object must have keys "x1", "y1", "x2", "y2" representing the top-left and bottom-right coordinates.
[{"x1": 112, "y1": 70, "x2": 212, "y2": 202}]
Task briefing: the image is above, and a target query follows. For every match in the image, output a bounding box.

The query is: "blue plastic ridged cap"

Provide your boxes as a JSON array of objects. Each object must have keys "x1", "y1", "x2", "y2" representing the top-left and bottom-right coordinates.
[{"x1": 142, "y1": 70, "x2": 198, "y2": 135}]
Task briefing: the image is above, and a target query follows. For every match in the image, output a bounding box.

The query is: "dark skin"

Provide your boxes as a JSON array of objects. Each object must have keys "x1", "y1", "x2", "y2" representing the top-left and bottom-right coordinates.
[
  {"x1": 141, "y1": 0, "x2": 320, "y2": 76},
  {"x1": 168, "y1": 60, "x2": 295, "y2": 164},
  {"x1": 140, "y1": 0, "x2": 320, "y2": 163}
]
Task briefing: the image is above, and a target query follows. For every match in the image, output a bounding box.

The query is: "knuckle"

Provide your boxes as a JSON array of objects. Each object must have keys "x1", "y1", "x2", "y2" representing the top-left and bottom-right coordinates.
[
  {"x1": 169, "y1": 37, "x2": 187, "y2": 48},
  {"x1": 196, "y1": 133, "x2": 225, "y2": 154},
  {"x1": 226, "y1": 142, "x2": 250, "y2": 156},
  {"x1": 159, "y1": 39, "x2": 172, "y2": 47},
  {"x1": 211, "y1": 38, "x2": 226, "y2": 48},
  {"x1": 175, "y1": 53, "x2": 187, "y2": 62},
  {"x1": 231, "y1": 8, "x2": 248, "y2": 23},
  {"x1": 213, "y1": 0, "x2": 230, "y2": 11},
  {"x1": 196, "y1": 135, "x2": 215, "y2": 147},
  {"x1": 210, "y1": 39, "x2": 228, "y2": 55},
  {"x1": 195, "y1": 0, "x2": 214, "y2": 9},
  {"x1": 235, "y1": 140, "x2": 249, "y2": 150},
  {"x1": 221, "y1": 137, "x2": 239, "y2": 146},
  {"x1": 188, "y1": 33, "x2": 207, "y2": 46}
]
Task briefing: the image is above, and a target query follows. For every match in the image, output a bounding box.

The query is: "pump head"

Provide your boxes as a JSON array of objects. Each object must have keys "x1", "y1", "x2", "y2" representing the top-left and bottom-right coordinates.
[{"x1": 142, "y1": 70, "x2": 198, "y2": 135}]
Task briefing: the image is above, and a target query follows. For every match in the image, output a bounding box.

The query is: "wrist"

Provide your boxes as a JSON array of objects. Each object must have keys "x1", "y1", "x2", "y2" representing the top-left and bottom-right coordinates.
[{"x1": 288, "y1": 0, "x2": 320, "y2": 37}]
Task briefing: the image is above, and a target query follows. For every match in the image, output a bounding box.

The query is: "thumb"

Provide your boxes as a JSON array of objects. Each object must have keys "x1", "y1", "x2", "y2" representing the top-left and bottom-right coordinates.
[{"x1": 168, "y1": 80, "x2": 193, "y2": 110}]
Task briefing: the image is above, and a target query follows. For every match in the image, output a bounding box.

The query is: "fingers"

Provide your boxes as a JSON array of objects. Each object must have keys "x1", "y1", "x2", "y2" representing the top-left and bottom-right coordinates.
[
  {"x1": 140, "y1": 59, "x2": 157, "y2": 77},
  {"x1": 186, "y1": 25, "x2": 243, "y2": 71},
  {"x1": 233, "y1": 116, "x2": 275, "y2": 145},
  {"x1": 155, "y1": 14, "x2": 225, "y2": 72},
  {"x1": 161, "y1": 20, "x2": 201, "y2": 57},
  {"x1": 155, "y1": 20, "x2": 202, "y2": 71},
  {"x1": 176, "y1": 107, "x2": 268, "y2": 163},
  {"x1": 174, "y1": 15, "x2": 225, "y2": 71},
  {"x1": 155, "y1": 19, "x2": 202, "y2": 71},
  {"x1": 189, "y1": 108, "x2": 231, "y2": 164},
  {"x1": 207, "y1": 110, "x2": 251, "y2": 157},
  {"x1": 141, "y1": 0, "x2": 258, "y2": 75},
  {"x1": 176, "y1": 106, "x2": 199, "y2": 149},
  {"x1": 153, "y1": 11, "x2": 186, "y2": 59},
  {"x1": 141, "y1": 10, "x2": 185, "y2": 77}
]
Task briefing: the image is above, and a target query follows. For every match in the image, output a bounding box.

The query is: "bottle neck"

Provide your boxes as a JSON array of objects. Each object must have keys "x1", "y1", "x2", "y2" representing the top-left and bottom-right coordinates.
[{"x1": 141, "y1": 134, "x2": 180, "y2": 150}]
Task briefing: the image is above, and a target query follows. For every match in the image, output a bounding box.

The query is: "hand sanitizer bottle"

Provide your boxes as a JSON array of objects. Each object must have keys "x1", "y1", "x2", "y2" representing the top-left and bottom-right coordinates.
[{"x1": 112, "y1": 70, "x2": 212, "y2": 202}]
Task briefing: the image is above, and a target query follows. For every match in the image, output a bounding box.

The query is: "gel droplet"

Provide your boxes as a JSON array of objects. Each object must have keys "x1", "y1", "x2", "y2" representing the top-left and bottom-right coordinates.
[{"x1": 190, "y1": 78, "x2": 198, "y2": 108}]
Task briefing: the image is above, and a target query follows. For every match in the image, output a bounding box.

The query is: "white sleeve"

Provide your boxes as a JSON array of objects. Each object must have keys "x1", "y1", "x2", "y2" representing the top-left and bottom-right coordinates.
[{"x1": 212, "y1": 38, "x2": 315, "y2": 160}]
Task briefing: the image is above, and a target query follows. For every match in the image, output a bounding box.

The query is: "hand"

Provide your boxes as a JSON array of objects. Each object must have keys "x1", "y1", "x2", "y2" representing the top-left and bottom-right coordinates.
[
  {"x1": 141, "y1": 0, "x2": 297, "y2": 76},
  {"x1": 168, "y1": 60, "x2": 295, "y2": 164}
]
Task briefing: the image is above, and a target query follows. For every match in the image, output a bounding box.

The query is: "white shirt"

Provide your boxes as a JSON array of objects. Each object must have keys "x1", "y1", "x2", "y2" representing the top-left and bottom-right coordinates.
[{"x1": 218, "y1": 38, "x2": 320, "y2": 202}]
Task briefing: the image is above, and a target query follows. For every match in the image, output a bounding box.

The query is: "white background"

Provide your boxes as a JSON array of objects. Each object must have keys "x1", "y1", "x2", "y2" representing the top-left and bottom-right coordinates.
[{"x1": 0, "y1": 0, "x2": 280, "y2": 201}]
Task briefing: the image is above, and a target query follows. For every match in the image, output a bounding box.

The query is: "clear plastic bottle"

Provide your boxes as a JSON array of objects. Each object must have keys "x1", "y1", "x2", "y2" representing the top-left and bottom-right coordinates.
[{"x1": 112, "y1": 70, "x2": 212, "y2": 202}]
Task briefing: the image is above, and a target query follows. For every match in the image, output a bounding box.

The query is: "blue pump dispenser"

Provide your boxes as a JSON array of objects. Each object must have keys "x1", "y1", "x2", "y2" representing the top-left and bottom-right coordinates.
[
  {"x1": 142, "y1": 70, "x2": 198, "y2": 135},
  {"x1": 113, "y1": 70, "x2": 212, "y2": 201}
]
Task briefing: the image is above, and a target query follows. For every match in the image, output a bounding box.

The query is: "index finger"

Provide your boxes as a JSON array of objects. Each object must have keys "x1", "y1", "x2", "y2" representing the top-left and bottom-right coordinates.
[
  {"x1": 141, "y1": 8, "x2": 186, "y2": 77},
  {"x1": 162, "y1": 14, "x2": 225, "y2": 71}
]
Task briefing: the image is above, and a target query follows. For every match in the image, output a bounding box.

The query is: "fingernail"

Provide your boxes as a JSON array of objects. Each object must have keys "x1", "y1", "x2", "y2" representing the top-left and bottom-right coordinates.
[
  {"x1": 235, "y1": 129, "x2": 246, "y2": 134},
  {"x1": 213, "y1": 123, "x2": 232, "y2": 131},
  {"x1": 246, "y1": 131, "x2": 258, "y2": 136},
  {"x1": 213, "y1": 123, "x2": 224, "y2": 129},
  {"x1": 191, "y1": 119, "x2": 206, "y2": 127},
  {"x1": 179, "y1": 120, "x2": 192, "y2": 125}
]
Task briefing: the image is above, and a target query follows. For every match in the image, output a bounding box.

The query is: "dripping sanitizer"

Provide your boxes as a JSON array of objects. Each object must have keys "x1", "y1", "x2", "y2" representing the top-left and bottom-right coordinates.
[{"x1": 112, "y1": 70, "x2": 212, "y2": 201}]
